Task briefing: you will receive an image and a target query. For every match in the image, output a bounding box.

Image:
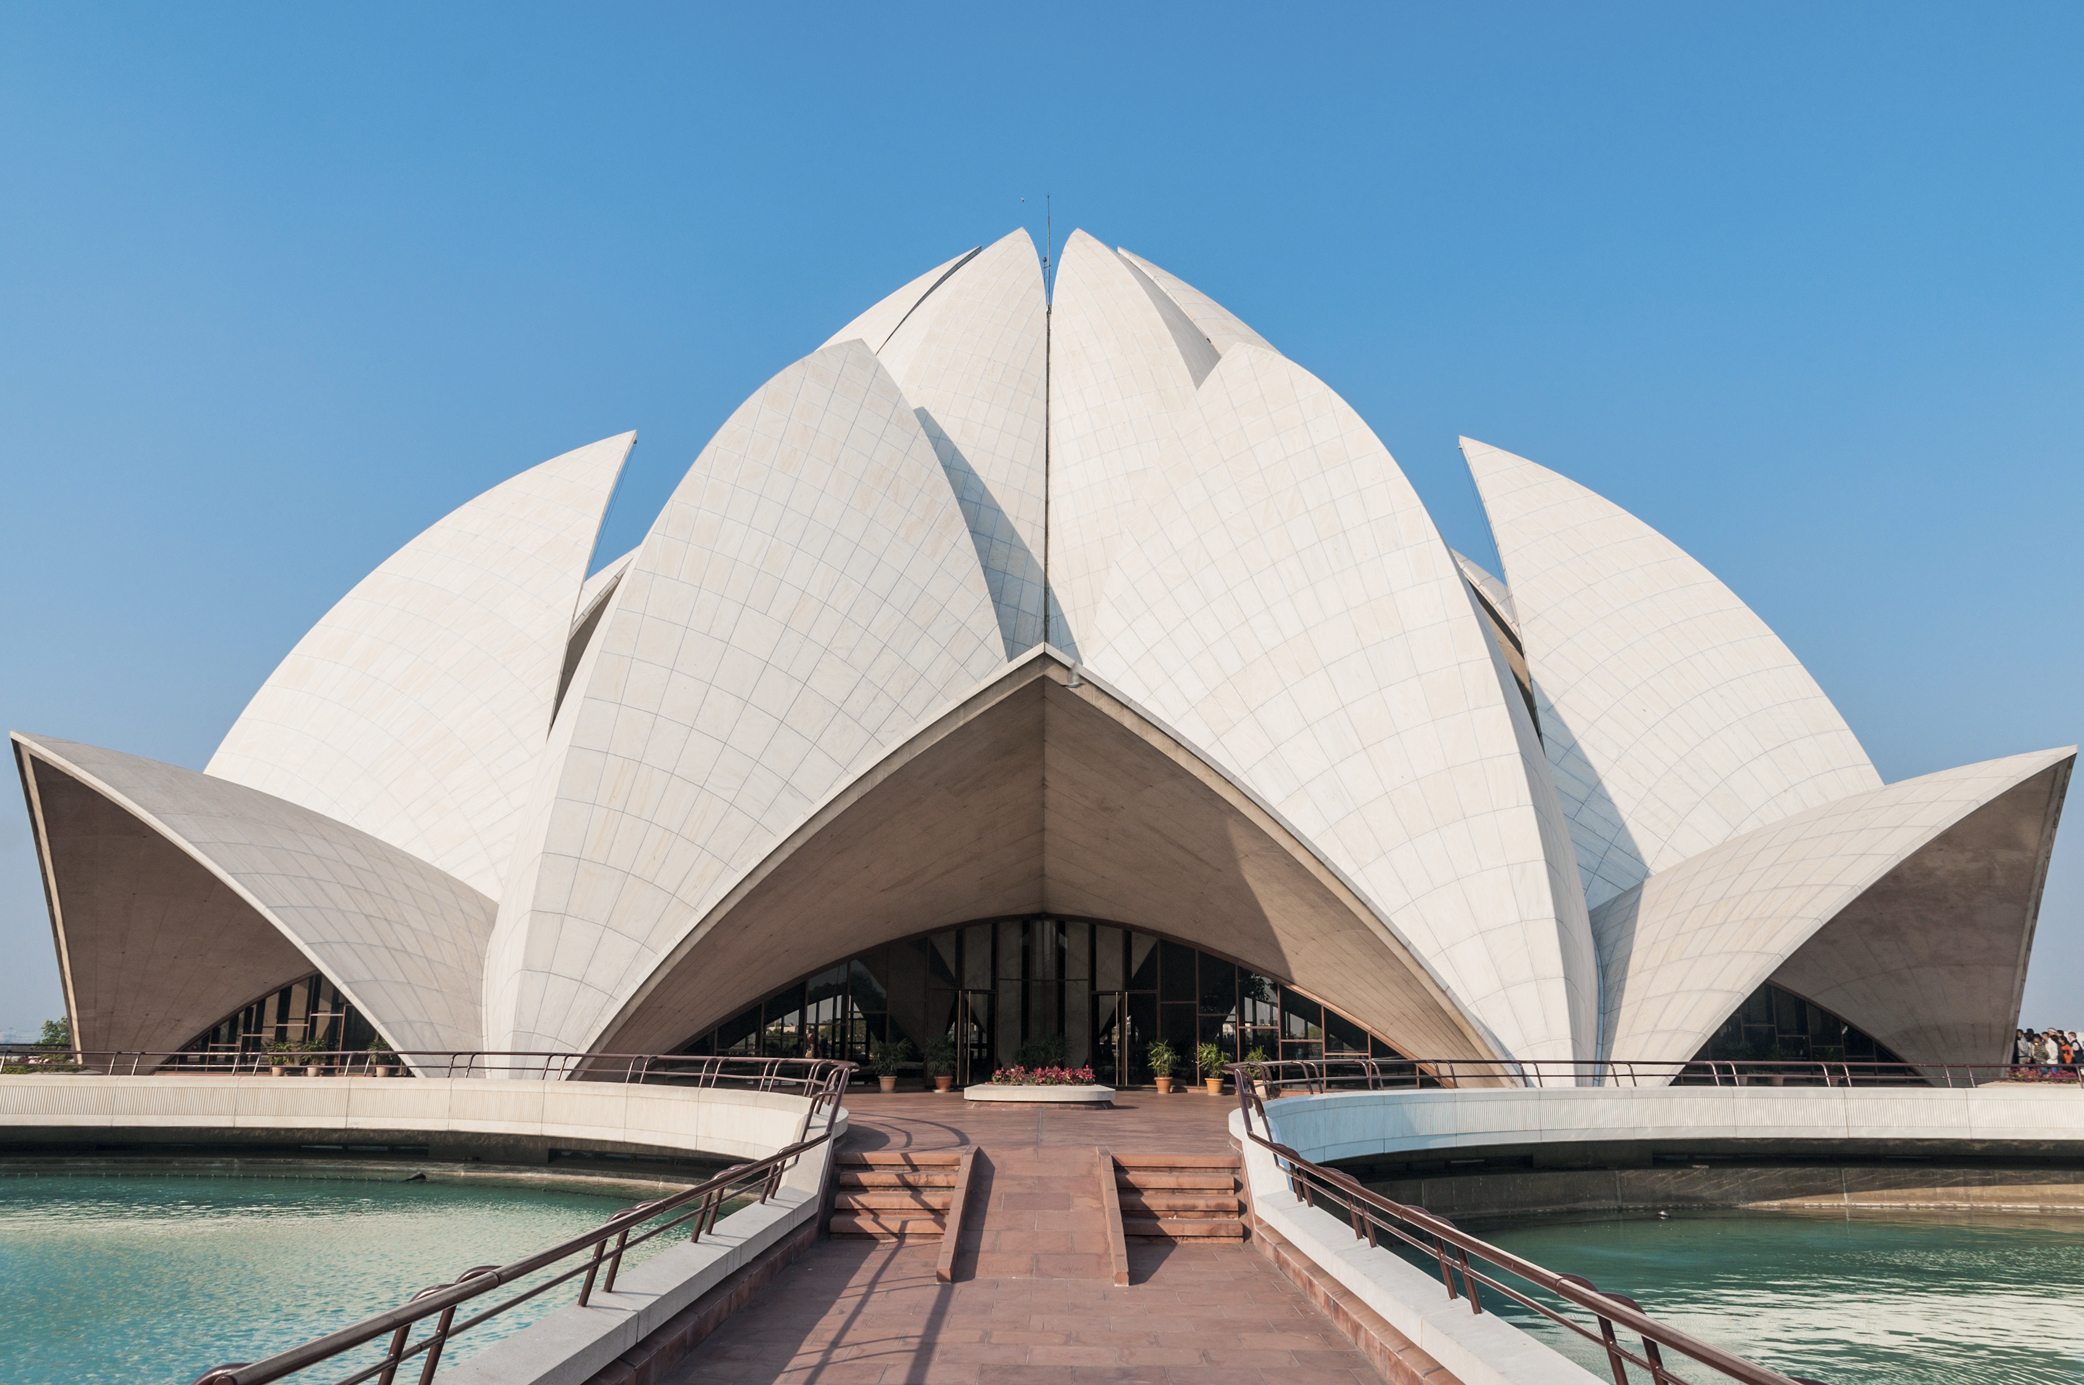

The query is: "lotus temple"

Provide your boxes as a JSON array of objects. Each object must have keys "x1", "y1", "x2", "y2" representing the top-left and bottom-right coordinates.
[
  {"x1": 9, "y1": 229, "x2": 2083, "y2": 1385},
  {"x1": 12, "y1": 227, "x2": 2069, "y2": 1083}
]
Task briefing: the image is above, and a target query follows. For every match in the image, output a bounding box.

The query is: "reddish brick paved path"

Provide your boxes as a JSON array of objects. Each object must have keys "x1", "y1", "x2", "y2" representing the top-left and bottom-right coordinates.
[{"x1": 660, "y1": 1089, "x2": 1382, "y2": 1384}]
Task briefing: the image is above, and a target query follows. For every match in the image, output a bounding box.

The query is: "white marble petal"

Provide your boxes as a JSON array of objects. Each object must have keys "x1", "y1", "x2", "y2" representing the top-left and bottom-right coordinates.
[
  {"x1": 820, "y1": 247, "x2": 979, "y2": 353},
  {"x1": 1464, "y1": 438, "x2": 1882, "y2": 909},
  {"x1": 19, "y1": 733, "x2": 494, "y2": 1059},
  {"x1": 1083, "y1": 346, "x2": 1596, "y2": 1062},
  {"x1": 207, "y1": 434, "x2": 632, "y2": 899},
  {"x1": 1595, "y1": 747, "x2": 2074, "y2": 1066},
  {"x1": 1116, "y1": 248, "x2": 1277, "y2": 356},
  {"x1": 1046, "y1": 230, "x2": 1204, "y2": 656},
  {"x1": 485, "y1": 340, "x2": 1005, "y2": 1052},
  {"x1": 873, "y1": 229, "x2": 1055, "y2": 657}
]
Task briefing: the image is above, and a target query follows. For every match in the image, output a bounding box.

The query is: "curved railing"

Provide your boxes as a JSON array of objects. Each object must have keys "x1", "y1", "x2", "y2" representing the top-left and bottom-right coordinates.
[
  {"x1": 1233, "y1": 1054, "x2": 2079, "y2": 1092},
  {"x1": 1232, "y1": 1061, "x2": 1829, "y2": 1385},
  {"x1": 172, "y1": 1056, "x2": 852, "y2": 1385},
  {"x1": 0, "y1": 1046, "x2": 859, "y2": 1092}
]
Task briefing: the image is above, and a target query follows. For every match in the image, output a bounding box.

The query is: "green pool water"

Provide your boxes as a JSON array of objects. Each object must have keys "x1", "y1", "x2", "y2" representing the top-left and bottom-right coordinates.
[
  {"x1": 1440, "y1": 1206, "x2": 2084, "y2": 1384},
  {"x1": 0, "y1": 1171, "x2": 690, "y2": 1385}
]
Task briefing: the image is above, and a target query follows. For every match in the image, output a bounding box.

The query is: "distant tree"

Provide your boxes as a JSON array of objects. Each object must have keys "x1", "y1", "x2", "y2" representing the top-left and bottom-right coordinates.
[{"x1": 36, "y1": 1017, "x2": 70, "y2": 1049}]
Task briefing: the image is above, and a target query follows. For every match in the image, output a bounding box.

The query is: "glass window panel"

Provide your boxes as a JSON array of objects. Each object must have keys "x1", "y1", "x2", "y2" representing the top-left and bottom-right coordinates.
[
  {"x1": 1064, "y1": 922, "x2": 1090, "y2": 982},
  {"x1": 961, "y1": 925, "x2": 993, "y2": 990},
  {"x1": 1773, "y1": 987, "x2": 1803, "y2": 1035},
  {"x1": 1128, "y1": 933, "x2": 1160, "y2": 992},
  {"x1": 1197, "y1": 955, "x2": 1236, "y2": 1014},
  {"x1": 1126, "y1": 994, "x2": 1158, "y2": 1084},
  {"x1": 1369, "y1": 1034, "x2": 1407, "y2": 1060},
  {"x1": 714, "y1": 1004, "x2": 762, "y2": 1055},
  {"x1": 1238, "y1": 972, "x2": 1278, "y2": 1028},
  {"x1": 1240, "y1": 1027, "x2": 1278, "y2": 1062},
  {"x1": 1028, "y1": 981, "x2": 1062, "y2": 1046},
  {"x1": 807, "y1": 964, "x2": 848, "y2": 1008},
  {"x1": 1030, "y1": 920, "x2": 1061, "y2": 982},
  {"x1": 1094, "y1": 926, "x2": 1124, "y2": 991},
  {"x1": 1279, "y1": 988, "x2": 1323, "y2": 1043},
  {"x1": 1162, "y1": 1003, "x2": 1197, "y2": 1063},
  {"x1": 1199, "y1": 1013, "x2": 1237, "y2": 1052},
  {"x1": 925, "y1": 933, "x2": 961, "y2": 988},
  {"x1": 1282, "y1": 1039, "x2": 1324, "y2": 1062},
  {"x1": 1159, "y1": 941, "x2": 1196, "y2": 1004},
  {"x1": 1325, "y1": 1009, "x2": 1369, "y2": 1055},
  {"x1": 848, "y1": 957, "x2": 889, "y2": 1013},
  {"x1": 998, "y1": 920, "x2": 1025, "y2": 980},
  {"x1": 1064, "y1": 987, "x2": 1090, "y2": 1068},
  {"x1": 996, "y1": 976, "x2": 1022, "y2": 1065},
  {"x1": 1092, "y1": 992, "x2": 1121, "y2": 1085}
]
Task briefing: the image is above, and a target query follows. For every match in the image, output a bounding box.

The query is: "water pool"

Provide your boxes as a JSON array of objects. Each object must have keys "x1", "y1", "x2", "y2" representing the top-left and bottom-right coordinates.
[
  {"x1": 0, "y1": 1170, "x2": 692, "y2": 1385},
  {"x1": 1451, "y1": 1207, "x2": 2084, "y2": 1384}
]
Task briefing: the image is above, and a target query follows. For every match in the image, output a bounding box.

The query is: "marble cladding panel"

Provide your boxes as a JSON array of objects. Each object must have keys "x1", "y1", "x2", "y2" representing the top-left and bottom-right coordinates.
[{"x1": 1115, "y1": 247, "x2": 1278, "y2": 356}]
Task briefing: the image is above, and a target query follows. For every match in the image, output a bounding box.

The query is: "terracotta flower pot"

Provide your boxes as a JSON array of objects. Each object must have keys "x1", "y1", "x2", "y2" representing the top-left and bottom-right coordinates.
[
  {"x1": 269, "y1": 1065, "x2": 287, "y2": 1077},
  {"x1": 1154, "y1": 1076, "x2": 1174, "y2": 1094},
  {"x1": 878, "y1": 1075, "x2": 897, "y2": 1093},
  {"x1": 304, "y1": 1064, "x2": 323, "y2": 1077},
  {"x1": 934, "y1": 1075, "x2": 954, "y2": 1092},
  {"x1": 1205, "y1": 1077, "x2": 1224, "y2": 1095}
]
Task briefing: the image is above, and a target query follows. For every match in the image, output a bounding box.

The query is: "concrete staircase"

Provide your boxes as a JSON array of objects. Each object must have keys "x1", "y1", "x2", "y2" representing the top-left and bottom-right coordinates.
[
  {"x1": 1113, "y1": 1152, "x2": 1247, "y2": 1242},
  {"x1": 828, "y1": 1151, "x2": 963, "y2": 1239}
]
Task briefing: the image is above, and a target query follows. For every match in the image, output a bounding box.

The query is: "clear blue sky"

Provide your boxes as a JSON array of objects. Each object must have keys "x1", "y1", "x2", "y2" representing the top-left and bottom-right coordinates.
[{"x1": 2, "y1": 3, "x2": 2078, "y2": 1037}]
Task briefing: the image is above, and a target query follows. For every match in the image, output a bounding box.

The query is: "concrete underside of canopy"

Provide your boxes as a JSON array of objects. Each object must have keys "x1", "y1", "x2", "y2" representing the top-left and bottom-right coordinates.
[
  {"x1": 594, "y1": 663, "x2": 1493, "y2": 1063},
  {"x1": 1769, "y1": 759, "x2": 2071, "y2": 1068},
  {"x1": 15, "y1": 750, "x2": 312, "y2": 1055}
]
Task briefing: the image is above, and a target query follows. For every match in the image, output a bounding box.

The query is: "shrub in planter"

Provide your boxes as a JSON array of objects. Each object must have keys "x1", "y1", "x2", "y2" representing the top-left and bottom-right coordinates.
[
  {"x1": 1146, "y1": 1040, "x2": 1179, "y2": 1094},
  {"x1": 866, "y1": 1036, "x2": 913, "y2": 1092},
  {"x1": 366, "y1": 1044, "x2": 400, "y2": 1077},
  {"x1": 921, "y1": 1035, "x2": 957, "y2": 1092},
  {"x1": 264, "y1": 1039, "x2": 301, "y2": 1076},
  {"x1": 989, "y1": 1065, "x2": 1099, "y2": 1086},
  {"x1": 1196, "y1": 1042, "x2": 1229, "y2": 1094}
]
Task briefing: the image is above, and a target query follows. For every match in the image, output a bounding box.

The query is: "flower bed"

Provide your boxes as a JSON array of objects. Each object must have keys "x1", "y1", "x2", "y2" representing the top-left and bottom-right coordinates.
[{"x1": 988, "y1": 1065, "x2": 1098, "y2": 1086}]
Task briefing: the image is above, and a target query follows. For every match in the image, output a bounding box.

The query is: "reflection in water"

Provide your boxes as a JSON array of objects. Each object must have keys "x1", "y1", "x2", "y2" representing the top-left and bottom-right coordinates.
[
  {"x1": 1456, "y1": 1207, "x2": 2084, "y2": 1385},
  {"x1": 0, "y1": 1173, "x2": 683, "y2": 1385}
]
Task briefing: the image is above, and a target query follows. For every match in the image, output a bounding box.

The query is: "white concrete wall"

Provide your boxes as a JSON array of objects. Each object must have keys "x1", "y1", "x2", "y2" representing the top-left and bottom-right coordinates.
[
  {"x1": 1241, "y1": 1084, "x2": 2084, "y2": 1167},
  {"x1": 0, "y1": 1076, "x2": 822, "y2": 1162}
]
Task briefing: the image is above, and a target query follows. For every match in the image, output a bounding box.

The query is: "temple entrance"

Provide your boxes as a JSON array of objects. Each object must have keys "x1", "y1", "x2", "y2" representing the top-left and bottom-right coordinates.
[{"x1": 671, "y1": 916, "x2": 1408, "y2": 1087}]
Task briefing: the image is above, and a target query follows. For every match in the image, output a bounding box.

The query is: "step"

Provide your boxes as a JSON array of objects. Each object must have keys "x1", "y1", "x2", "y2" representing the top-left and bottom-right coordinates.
[
  {"x1": 1123, "y1": 1216, "x2": 1247, "y2": 1241},
  {"x1": 828, "y1": 1211, "x2": 946, "y2": 1239},
  {"x1": 1116, "y1": 1172, "x2": 1236, "y2": 1191},
  {"x1": 839, "y1": 1151, "x2": 963, "y2": 1167},
  {"x1": 1133, "y1": 1224, "x2": 1242, "y2": 1241},
  {"x1": 1111, "y1": 1154, "x2": 1242, "y2": 1170},
  {"x1": 837, "y1": 1170, "x2": 958, "y2": 1188},
  {"x1": 1120, "y1": 1193, "x2": 1242, "y2": 1215},
  {"x1": 833, "y1": 1190, "x2": 953, "y2": 1212}
]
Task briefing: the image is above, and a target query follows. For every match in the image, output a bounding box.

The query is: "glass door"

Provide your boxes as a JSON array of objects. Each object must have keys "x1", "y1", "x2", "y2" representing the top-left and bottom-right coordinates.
[{"x1": 955, "y1": 990, "x2": 994, "y2": 1086}]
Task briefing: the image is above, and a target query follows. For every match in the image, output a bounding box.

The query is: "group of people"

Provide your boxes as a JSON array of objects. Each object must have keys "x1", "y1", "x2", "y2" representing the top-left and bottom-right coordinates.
[{"x1": 2014, "y1": 1028, "x2": 2081, "y2": 1079}]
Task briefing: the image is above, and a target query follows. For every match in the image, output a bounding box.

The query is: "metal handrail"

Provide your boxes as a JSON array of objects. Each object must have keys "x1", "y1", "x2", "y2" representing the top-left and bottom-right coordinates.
[
  {"x1": 1233, "y1": 1063, "x2": 1828, "y2": 1385},
  {"x1": 1231, "y1": 1054, "x2": 2080, "y2": 1092},
  {"x1": 0, "y1": 1047, "x2": 861, "y2": 1093},
  {"x1": 183, "y1": 1057, "x2": 852, "y2": 1385}
]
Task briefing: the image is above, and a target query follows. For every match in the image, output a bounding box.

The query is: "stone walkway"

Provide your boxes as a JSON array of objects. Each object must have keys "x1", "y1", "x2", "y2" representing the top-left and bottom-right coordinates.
[{"x1": 661, "y1": 1089, "x2": 1383, "y2": 1384}]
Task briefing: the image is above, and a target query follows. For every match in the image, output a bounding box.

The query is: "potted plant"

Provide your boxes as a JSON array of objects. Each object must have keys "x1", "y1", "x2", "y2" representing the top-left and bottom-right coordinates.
[
  {"x1": 299, "y1": 1039, "x2": 328, "y2": 1077},
  {"x1": 1147, "y1": 1039, "x2": 1179, "y2": 1094},
  {"x1": 367, "y1": 1043, "x2": 399, "y2": 1078},
  {"x1": 1241, "y1": 1044, "x2": 1270, "y2": 1097},
  {"x1": 265, "y1": 1039, "x2": 298, "y2": 1077},
  {"x1": 1197, "y1": 1041, "x2": 1229, "y2": 1095},
  {"x1": 866, "y1": 1036, "x2": 913, "y2": 1093},
  {"x1": 922, "y1": 1035, "x2": 957, "y2": 1093}
]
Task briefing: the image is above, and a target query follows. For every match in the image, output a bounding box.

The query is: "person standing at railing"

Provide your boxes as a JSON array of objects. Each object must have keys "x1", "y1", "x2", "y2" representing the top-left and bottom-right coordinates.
[{"x1": 2015, "y1": 1028, "x2": 2033, "y2": 1078}]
